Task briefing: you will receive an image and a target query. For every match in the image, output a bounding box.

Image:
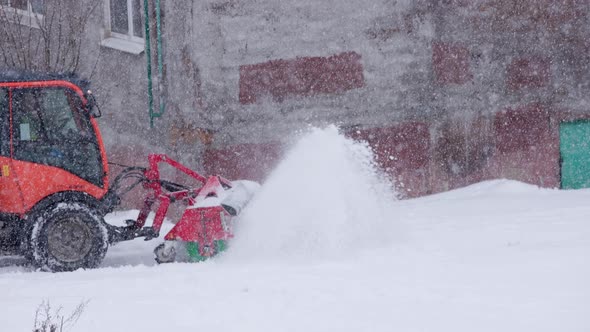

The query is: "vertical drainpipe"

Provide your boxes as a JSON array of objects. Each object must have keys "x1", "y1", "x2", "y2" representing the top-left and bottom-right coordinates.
[
  {"x1": 144, "y1": 0, "x2": 165, "y2": 128},
  {"x1": 143, "y1": 0, "x2": 154, "y2": 127},
  {"x1": 155, "y1": 0, "x2": 165, "y2": 118}
]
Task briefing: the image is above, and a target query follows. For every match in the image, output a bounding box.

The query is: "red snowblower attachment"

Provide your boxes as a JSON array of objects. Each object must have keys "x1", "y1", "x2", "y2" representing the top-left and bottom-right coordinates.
[{"x1": 104, "y1": 154, "x2": 259, "y2": 263}]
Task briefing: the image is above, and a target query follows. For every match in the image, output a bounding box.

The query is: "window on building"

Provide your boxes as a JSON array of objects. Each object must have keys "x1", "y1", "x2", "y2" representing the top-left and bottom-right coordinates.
[
  {"x1": 101, "y1": 0, "x2": 144, "y2": 54},
  {"x1": 0, "y1": 0, "x2": 44, "y2": 26},
  {"x1": 1, "y1": 0, "x2": 43, "y2": 14}
]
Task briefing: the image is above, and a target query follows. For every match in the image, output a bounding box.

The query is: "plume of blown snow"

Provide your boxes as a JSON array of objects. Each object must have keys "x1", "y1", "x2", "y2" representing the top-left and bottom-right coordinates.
[{"x1": 224, "y1": 125, "x2": 400, "y2": 263}]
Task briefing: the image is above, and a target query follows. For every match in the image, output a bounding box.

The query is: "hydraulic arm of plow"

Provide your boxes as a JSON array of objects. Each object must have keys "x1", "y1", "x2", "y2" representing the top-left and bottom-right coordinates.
[{"x1": 102, "y1": 154, "x2": 234, "y2": 244}]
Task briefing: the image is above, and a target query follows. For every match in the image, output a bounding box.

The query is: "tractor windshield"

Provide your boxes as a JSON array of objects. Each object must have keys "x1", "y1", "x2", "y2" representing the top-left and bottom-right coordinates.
[{"x1": 11, "y1": 87, "x2": 104, "y2": 187}]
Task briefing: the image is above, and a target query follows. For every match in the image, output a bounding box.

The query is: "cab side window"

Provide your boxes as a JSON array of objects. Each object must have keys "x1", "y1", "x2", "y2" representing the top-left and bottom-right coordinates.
[
  {"x1": 12, "y1": 89, "x2": 46, "y2": 161},
  {"x1": 0, "y1": 89, "x2": 8, "y2": 156},
  {"x1": 11, "y1": 87, "x2": 103, "y2": 186},
  {"x1": 41, "y1": 89, "x2": 83, "y2": 141}
]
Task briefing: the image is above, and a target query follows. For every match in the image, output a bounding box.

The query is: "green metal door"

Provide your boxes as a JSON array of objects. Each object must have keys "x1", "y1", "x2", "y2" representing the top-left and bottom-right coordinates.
[{"x1": 560, "y1": 120, "x2": 590, "y2": 189}]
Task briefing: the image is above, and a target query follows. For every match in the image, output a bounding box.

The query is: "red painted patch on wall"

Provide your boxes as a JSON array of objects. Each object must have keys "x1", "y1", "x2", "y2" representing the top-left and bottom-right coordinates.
[
  {"x1": 494, "y1": 104, "x2": 550, "y2": 153},
  {"x1": 432, "y1": 42, "x2": 472, "y2": 85},
  {"x1": 348, "y1": 122, "x2": 431, "y2": 197},
  {"x1": 506, "y1": 57, "x2": 550, "y2": 91},
  {"x1": 491, "y1": 104, "x2": 559, "y2": 187},
  {"x1": 239, "y1": 52, "x2": 365, "y2": 104},
  {"x1": 482, "y1": 0, "x2": 585, "y2": 32},
  {"x1": 203, "y1": 143, "x2": 283, "y2": 182}
]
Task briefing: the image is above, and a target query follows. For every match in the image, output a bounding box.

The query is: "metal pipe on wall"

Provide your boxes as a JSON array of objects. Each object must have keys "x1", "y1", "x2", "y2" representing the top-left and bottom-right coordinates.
[{"x1": 144, "y1": 0, "x2": 165, "y2": 128}]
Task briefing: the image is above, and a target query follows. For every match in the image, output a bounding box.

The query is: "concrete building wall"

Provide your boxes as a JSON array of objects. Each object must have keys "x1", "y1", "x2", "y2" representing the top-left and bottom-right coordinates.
[{"x1": 194, "y1": 0, "x2": 590, "y2": 197}]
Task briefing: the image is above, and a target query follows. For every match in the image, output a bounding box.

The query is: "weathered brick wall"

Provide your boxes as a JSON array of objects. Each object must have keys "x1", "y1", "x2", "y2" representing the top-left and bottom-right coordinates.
[
  {"x1": 189, "y1": 0, "x2": 435, "y2": 189},
  {"x1": 194, "y1": 0, "x2": 590, "y2": 197},
  {"x1": 83, "y1": 0, "x2": 590, "y2": 200},
  {"x1": 418, "y1": 0, "x2": 588, "y2": 196}
]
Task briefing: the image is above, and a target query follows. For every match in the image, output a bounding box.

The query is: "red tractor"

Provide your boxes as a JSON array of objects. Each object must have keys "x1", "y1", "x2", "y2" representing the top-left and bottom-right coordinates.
[{"x1": 0, "y1": 72, "x2": 257, "y2": 272}]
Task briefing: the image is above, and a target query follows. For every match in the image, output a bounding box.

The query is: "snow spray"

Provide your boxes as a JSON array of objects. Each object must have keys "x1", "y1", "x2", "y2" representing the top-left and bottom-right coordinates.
[{"x1": 225, "y1": 125, "x2": 400, "y2": 262}]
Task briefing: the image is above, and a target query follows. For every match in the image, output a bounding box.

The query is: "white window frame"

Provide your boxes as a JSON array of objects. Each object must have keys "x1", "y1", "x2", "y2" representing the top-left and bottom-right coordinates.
[
  {"x1": 0, "y1": 0, "x2": 44, "y2": 29},
  {"x1": 101, "y1": 0, "x2": 144, "y2": 55}
]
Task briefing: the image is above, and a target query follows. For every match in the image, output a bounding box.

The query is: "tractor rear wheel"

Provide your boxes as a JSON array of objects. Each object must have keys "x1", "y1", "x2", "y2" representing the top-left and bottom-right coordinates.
[{"x1": 28, "y1": 203, "x2": 108, "y2": 272}]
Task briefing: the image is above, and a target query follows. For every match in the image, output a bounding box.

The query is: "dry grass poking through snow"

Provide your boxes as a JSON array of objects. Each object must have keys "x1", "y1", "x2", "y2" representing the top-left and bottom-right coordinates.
[{"x1": 32, "y1": 300, "x2": 88, "y2": 332}]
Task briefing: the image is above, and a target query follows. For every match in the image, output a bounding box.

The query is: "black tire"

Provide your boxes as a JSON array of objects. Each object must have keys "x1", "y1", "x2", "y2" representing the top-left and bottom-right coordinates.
[{"x1": 28, "y1": 203, "x2": 108, "y2": 272}]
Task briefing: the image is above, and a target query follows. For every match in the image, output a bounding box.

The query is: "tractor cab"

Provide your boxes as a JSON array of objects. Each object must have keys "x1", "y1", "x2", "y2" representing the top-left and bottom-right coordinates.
[{"x1": 0, "y1": 72, "x2": 108, "y2": 217}]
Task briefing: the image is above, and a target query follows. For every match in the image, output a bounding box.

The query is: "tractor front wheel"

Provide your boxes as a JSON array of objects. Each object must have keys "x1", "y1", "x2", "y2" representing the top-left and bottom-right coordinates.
[{"x1": 28, "y1": 203, "x2": 108, "y2": 272}]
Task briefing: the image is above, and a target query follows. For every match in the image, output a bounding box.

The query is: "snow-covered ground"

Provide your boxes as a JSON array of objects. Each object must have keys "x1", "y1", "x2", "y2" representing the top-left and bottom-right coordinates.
[{"x1": 0, "y1": 127, "x2": 588, "y2": 331}]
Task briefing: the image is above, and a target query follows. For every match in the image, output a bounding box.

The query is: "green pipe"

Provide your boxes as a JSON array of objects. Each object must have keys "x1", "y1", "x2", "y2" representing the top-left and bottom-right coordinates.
[
  {"x1": 153, "y1": 0, "x2": 165, "y2": 119},
  {"x1": 144, "y1": 0, "x2": 165, "y2": 128},
  {"x1": 143, "y1": 0, "x2": 155, "y2": 127}
]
